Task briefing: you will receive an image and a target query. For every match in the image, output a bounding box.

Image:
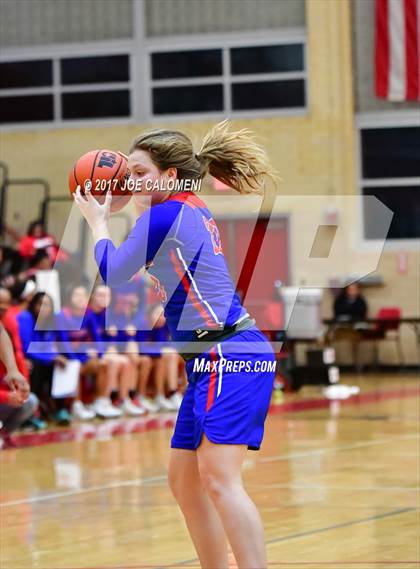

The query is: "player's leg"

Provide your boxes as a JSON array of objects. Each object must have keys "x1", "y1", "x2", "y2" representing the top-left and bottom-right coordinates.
[
  {"x1": 137, "y1": 354, "x2": 152, "y2": 395},
  {"x1": 163, "y1": 349, "x2": 183, "y2": 409},
  {"x1": 168, "y1": 448, "x2": 229, "y2": 568},
  {"x1": 103, "y1": 353, "x2": 120, "y2": 393},
  {"x1": 115, "y1": 354, "x2": 144, "y2": 415},
  {"x1": 163, "y1": 348, "x2": 179, "y2": 392},
  {"x1": 153, "y1": 355, "x2": 174, "y2": 410},
  {"x1": 196, "y1": 435, "x2": 267, "y2": 569},
  {"x1": 72, "y1": 359, "x2": 97, "y2": 420},
  {"x1": 92, "y1": 357, "x2": 122, "y2": 418},
  {"x1": 95, "y1": 358, "x2": 111, "y2": 398},
  {"x1": 153, "y1": 355, "x2": 166, "y2": 396},
  {"x1": 0, "y1": 392, "x2": 38, "y2": 434},
  {"x1": 170, "y1": 380, "x2": 228, "y2": 567},
  {"x1": 136, "y1": 354, "x2": 158, "y2": 412}
]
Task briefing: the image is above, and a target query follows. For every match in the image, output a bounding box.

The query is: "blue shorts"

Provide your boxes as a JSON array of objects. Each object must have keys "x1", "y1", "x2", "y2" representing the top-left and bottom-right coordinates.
[{"x1": 171, "y1": 328, "x2": 275, "y2": 451}]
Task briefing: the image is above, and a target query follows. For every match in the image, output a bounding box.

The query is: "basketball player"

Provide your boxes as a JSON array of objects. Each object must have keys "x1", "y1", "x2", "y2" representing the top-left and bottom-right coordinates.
[
  {"x1": 0, "y1": 321, "x2": 38, "y2": 444},
  {"x1": 75, "y1": 121, "x2": 277, "y2": 568}
]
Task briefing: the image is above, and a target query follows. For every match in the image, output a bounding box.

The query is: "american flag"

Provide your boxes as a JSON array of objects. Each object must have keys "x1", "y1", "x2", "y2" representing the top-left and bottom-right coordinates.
[{"x1": 375, "y1": 0, "x2": 420, "y2": 100}]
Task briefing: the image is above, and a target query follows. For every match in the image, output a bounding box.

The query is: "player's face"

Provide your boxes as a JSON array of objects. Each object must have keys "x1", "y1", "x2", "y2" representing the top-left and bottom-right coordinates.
[
  {"x1": 37, "y1": 295, "x2": 53, "y2": 321},
  {"x1": 347, "y1": 284, "x2": 359, "y2": 298},
  {"x1": 128, "y1": 149, "x2": 176, "y2": 206},
  {"x1": 93, "y1": 286, "x2": 111, "y2": 309},
  {"x1": 31, "y1": 223, "x2": 43, "y2": 237},
  {"x1": 71, "y1": 286, "x2": 89, "y2": 311}
]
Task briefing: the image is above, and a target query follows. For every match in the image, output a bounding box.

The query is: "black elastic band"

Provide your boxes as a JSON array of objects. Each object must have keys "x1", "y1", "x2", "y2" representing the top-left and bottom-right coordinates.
[{"x1": 180, "y1": 317, "x2": 256, "y2": 362}]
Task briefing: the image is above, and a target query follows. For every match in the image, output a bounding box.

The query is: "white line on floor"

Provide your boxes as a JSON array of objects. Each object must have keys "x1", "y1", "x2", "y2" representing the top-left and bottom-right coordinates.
[
  {"x1": 1, "y1": 434, "x2": 418, "y2": 509},
  {"x1": 0, "y1": 475, "x2": 167, "y2": 508},
  {"x1": 257, "y1": 433, "x2": 420, "y2": 463}
]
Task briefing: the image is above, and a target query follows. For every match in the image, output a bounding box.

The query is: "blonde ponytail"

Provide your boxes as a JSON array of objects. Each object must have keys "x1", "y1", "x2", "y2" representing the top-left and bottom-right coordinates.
[
  {"x1": 197, "y1": 120, "x2": 279, "y2": 195},
  {"x1": 130, "y1": 120, "x2": 279, "y2": 195}
]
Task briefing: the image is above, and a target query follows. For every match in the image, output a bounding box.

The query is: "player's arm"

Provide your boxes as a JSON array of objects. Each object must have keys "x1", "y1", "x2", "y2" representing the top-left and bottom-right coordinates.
[
  {"x1": 0, "y1": 323, "x2": 28, "y2": 395},
  {"x1": 0, "y1": 323, "x2": 19, "y2": 374},
  {"x1": 94, "y1": 204, "x2": 182, "y2": 286},
  {"x1": 74, "y1": 186, "x2": 182, "y2": 286}
]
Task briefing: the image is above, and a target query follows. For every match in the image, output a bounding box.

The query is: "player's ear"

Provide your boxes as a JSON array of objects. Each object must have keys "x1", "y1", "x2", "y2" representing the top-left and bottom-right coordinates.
[{"x1": 166, "y1": 167, "x2": 177, "y2": 179}]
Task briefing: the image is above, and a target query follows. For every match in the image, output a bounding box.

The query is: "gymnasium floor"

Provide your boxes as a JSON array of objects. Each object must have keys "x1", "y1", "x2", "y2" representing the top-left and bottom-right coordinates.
[{"x1": 1, "y1": 374, "x2": 419, "y2": 569}]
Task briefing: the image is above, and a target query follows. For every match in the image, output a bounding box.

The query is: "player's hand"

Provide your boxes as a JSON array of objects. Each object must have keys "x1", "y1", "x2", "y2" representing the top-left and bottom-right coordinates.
[
  {"x1": 18, "y1": 381, "x2": 30, "y2": 402},
  {"x1": 54, "y1": 355, "x2": 68, "y2": 369},
  {"x1": 4, "y1": 370, "x2": 27, "y2": 392},
  {"x1": 7, "y1": 389, "x2": 25, "y2": 408},
  {"x1": 73, "y1": 185, "x2": 112, "y2": 229}
]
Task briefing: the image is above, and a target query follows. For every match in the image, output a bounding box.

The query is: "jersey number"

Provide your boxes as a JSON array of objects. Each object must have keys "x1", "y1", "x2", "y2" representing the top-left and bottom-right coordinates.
[{"x1": 203, "y1": 216, "x2": 223, "y2": 256}]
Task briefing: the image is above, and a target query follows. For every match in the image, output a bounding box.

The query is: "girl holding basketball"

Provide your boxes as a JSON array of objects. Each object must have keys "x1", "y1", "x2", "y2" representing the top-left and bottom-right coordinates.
[{"x1": 74, "y1": 121, "x2": 276, "y2": 569}]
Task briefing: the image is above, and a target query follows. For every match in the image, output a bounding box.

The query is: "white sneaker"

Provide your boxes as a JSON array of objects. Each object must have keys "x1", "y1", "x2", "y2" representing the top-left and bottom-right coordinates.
[
  {"x1": 93, "y1": 397, "x2": 123, "y2": 419},
  {"x1": 168, "y1": 392, "x2": 183, "y2": 410},
  {"x1": 154, "y1": 395, "x2": 176, "y2": 412},
  {"x1": 72, "y1": 400, "x2": 96, "y2": 421},
  {"x1": 138, "y1": 395, "x2": 159, "y2": 413},
  {"x1": 121, "y1": 398, "x2": 146, "y2": 417}
]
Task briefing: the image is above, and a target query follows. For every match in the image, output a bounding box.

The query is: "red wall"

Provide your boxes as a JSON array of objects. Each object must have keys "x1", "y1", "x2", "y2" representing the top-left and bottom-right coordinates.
[{"x1": 217, "y1": 217, "x2": 289, "y2": 328}]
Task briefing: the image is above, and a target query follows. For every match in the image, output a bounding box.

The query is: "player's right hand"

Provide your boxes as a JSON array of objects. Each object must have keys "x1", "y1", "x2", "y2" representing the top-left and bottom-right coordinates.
[
  {"x1": 74, "y1": 185, "x2": 112, "y2": 229},
  {"x1": 54, "y1": 355, "x2": 68, "y2": 369},
  {"x1": 4, "y1": 370, "x2": 27, "y2": 391},
  {"x1": 7, "y1": 389, "x2": 25, "y2": 408}
]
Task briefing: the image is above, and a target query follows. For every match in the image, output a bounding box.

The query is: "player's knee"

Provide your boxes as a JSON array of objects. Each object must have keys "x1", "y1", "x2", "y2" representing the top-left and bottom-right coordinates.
[
  {"x1": 167, "y1": 462, "x2": 183, "y2": 498},
  {"x1": 120, "y1": 356, "x2": 132, "y2": 370},
  {"x1": 141, "y1": 355, "x2": 153, "y2": 370},
  {"x1": 27, "y1": 392, "x2": 39, "y2": 415},
  {"x1": 198, "y1": 467, "x2": 228, "y2": 501},
  {"x1": 168, "y1": 456, "x2": 201, "y2": 500}
]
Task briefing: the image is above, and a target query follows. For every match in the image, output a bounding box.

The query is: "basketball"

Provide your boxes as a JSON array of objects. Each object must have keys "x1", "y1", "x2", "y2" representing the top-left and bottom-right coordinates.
[{"x1": 69, "y1": 149, "x2": 131, "y2": 212}]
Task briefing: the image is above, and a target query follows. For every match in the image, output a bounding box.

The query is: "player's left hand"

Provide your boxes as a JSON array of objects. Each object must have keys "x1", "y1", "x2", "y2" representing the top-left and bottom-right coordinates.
[
  {"x1": 4, "y1": 370, "x2": 29, "y2": 401},
  {"x1": 74, "y1": 186, "x2": 112, "y2": 229}
]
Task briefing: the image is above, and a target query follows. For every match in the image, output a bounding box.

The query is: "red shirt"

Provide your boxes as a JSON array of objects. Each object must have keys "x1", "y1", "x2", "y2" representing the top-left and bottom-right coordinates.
[
  {"x1": 0, "y1": 310, "x2": 29, "y2": 404},
  {"x1": 18, "y1": 234, "x2": 68, "y2": 263}
]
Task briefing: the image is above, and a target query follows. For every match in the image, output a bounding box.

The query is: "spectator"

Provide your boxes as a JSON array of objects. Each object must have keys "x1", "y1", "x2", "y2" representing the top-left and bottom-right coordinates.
[
  {"x1": 22, "y1": 249, "x2": 53, "y2": 277},
  {"x1": 0, "y1": 287, "x2": 29, "y2": 380},
  {"x1": 18, "y1": 220, "x2": 67, "y2": 264},
  {"x1": 8, "y1": 279, "x2": 37, "y2": 319},
  {"x1": 143, "y1": 304, "x2": 181, "y2": 412},
  {"x1": 57, "y1": 286, "x2": 122, "y2": 419},
  {"x1": 89, "y1": 284, "x2": 144, "y2": 416},
  {"x1": 17, "y1": 292, "x2": 73, "y2": 425},
  {"x1": 56, "y1": 286, "x2": 98, "y2": 421},
  {"x1": 0, "y1": 286, "x2": 45, "y2": 432},
  {"x1": 0, "y1": 295, "x2": 39, "y2": 448},
  {"x1": 110, "y1": 288, "x2": 155, "y2": 412},
  {"x1": 0, "y1": 244, "x2": 23, "y2": 289},
  {"x1": 333, "y1": 283, "x2": 368, "y2": 322}
]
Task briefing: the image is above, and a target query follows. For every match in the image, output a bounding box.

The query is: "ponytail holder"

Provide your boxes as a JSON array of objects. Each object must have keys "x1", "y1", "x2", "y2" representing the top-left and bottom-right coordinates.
[{"x1": 195, "y1": 153, "x2": 200, "y2": 160}]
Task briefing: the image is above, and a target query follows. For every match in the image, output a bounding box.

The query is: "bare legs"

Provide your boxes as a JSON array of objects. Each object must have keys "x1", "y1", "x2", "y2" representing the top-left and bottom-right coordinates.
[
  {"x1": 168, "y1": 448, "x2": 229, "y2": 568},
  {"x1": 163, "y1": 349, "x2": 179, "y2": 393},
  {"x1": 137, "y1": 354, "x2": 153, "y2": 396},
  {"x1": 168, "y1": 436, "x2": 267, "y2": 569},
  {"x1": 197, "y1": 436, "x2": 267, "y2": 568}
]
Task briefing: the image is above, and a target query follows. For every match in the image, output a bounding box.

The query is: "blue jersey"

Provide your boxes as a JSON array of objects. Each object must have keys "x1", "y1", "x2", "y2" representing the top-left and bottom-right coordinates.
[
  {"x1": 55, "y1": 308, "x2": 96, "y2": 363},
  {"x1": 87, "y1": 308, "x2": 118, "y2": 347},
  {"x1": 95, "y1": 192, "x2": 248, "y2": 347}
]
